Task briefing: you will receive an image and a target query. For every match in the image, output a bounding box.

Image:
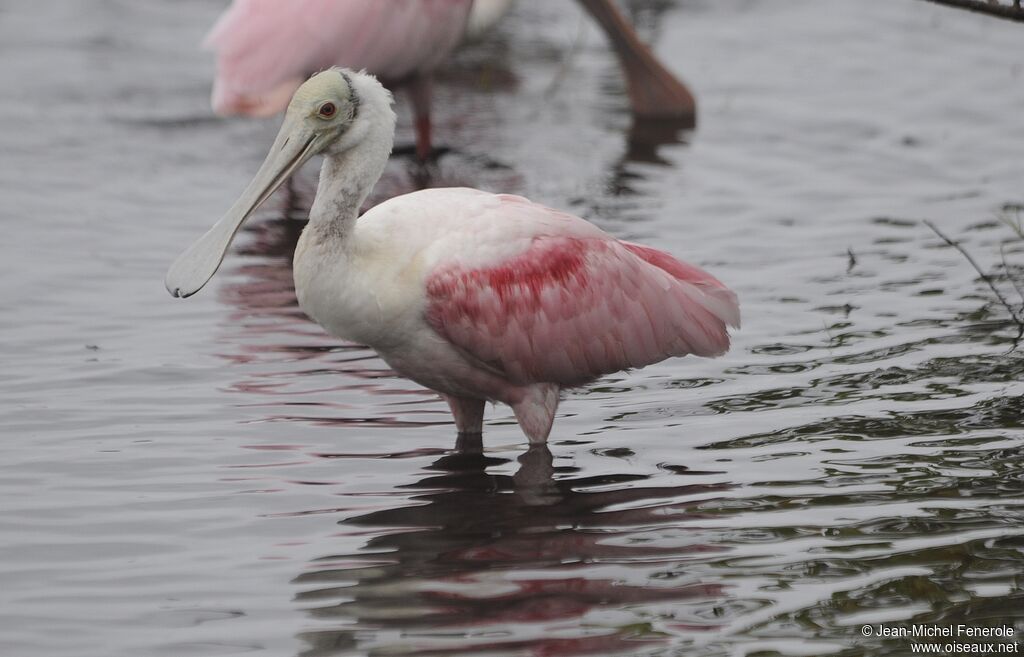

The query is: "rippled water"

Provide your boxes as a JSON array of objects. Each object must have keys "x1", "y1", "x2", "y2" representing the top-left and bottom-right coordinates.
[{"x1": 2, "y1": 1, "x2": 1024, "y2": 655}]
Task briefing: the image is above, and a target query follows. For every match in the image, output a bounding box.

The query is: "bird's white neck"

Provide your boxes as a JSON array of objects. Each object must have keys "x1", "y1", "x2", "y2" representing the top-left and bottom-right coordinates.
[{"x1": 306, "y1": 78, "x2": 396, "y2": 243}]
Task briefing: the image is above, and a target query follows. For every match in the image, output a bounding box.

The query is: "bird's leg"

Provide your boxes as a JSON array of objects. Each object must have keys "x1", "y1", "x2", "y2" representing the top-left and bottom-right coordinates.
[
  {"x1": 575, "y1": 0, "x2": 696, "y2": 125},
  {"x1": 510, "y1": 384, "x2": 560, "y2": 445},
  {"x1": 442, "y1": 394, "x2": 486, "y2": 435},
  {"x1": 408, "y1": 73, "x2": 434, "y2": 163},
  {"x1": 452, "y1": 430, "x2": 484, "y2": 454}
]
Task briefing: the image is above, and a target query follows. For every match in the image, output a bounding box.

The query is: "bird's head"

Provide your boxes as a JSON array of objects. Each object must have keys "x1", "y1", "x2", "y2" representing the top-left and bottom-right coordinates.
[
  {"x1": 165, "y1": 68, "x2": 394, "y2": 299},
  {"x1": 283, "y1": 68, "x2": 389, "y2": 158}
]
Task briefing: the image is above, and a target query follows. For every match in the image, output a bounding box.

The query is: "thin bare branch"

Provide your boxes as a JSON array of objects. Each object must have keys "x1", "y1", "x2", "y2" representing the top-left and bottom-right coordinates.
[
  {"x1": 924, "y1": 220, "x2": 1024, "y2": 327},
  {"x1": 1000, "y1": 211, "x2": 1024, "y2": 240},
  {"x1": 1000, "y1": 241, "x2": 1024, "y2": 307},
  {"x1": 923, "y1": 0, "x2": 1024, "y2": 22}
]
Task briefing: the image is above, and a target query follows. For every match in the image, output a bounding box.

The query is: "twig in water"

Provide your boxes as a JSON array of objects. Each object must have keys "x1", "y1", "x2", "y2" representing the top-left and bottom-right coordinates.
[
  {"x1": 923, "y1": 220, "x2": 1024, "y2": 330},
  {"x1": 1000, "y1": 241, "x2": 1024, "y2": 308},
  {"x1": 1000, "y1": 207, "x2": 1024, "y2": 240}
]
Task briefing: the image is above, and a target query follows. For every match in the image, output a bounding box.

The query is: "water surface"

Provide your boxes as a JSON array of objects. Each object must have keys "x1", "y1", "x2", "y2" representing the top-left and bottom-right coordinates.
[{"x1": 2, "y1": 1, "x2": 1023, "y2": 656}]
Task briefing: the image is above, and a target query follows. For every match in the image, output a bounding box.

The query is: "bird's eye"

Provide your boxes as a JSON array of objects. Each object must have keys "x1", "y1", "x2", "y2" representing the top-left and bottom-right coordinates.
[{"x1": 318, "y1": 102, "x2": 336, "y2": 118}]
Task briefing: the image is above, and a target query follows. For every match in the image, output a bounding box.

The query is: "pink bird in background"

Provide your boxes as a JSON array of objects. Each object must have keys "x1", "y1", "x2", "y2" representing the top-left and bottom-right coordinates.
[
  {"x1": 166, "y1": 70, "x2": 738, "y2": 445},
  {"x1": 205, "y1": 0, "x2": 696, "y2": 162},
  {"x1": 205, "y1": 0, "x2": 501, "y2": 160}
]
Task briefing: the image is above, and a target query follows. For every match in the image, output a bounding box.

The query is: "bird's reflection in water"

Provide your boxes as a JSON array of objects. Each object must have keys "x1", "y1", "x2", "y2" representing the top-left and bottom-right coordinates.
[
  {"x1": 294, "y1": 435, "x2": 731, "y2": 657},
  {"x1": 626, "y1": 116, "x2": 692, "y2": 165},
  {"x1": 597, "y1": 116, "x2": 694, "y2": 204}
]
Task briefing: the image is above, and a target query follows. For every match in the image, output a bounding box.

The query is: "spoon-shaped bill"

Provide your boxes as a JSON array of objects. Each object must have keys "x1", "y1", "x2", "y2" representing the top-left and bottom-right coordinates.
[{"x1": 165, "y1": 121, "x2": 318, "y2": 298}]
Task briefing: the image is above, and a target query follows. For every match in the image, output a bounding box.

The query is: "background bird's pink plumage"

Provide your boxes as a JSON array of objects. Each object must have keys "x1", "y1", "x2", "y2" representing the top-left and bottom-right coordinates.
[
  {"x1": 205, "y1": 0, "x2": 473, "y2": 115},
  {"x1": 423, "y1": 195, "x2": 740, "y2": 387}
]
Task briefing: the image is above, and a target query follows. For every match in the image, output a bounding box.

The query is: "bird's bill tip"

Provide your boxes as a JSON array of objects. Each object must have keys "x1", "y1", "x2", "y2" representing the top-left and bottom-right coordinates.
[{"x1": 164, "y1": 281, "x2": 196, "y2": 299}]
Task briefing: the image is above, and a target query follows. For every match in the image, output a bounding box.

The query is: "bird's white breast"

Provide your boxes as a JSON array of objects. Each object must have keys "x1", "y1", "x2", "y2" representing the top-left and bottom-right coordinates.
[{"x1": 293, "y1": 225, "x2": 429, "y2": 351}]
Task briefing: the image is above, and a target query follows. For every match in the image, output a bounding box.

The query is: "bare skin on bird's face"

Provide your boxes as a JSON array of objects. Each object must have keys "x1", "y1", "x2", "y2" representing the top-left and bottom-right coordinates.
[{"x1": 166, "y1": 69, "x2": 738, "y2": 448}]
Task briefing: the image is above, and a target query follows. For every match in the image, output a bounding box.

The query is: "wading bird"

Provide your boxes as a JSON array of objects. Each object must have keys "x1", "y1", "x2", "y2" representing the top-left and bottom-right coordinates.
[
  {"x1": 205, "y1": 0, "x2": 500, "y2": 160},
  {"x1": 204, "y1": 0, "x2": 694, "y2": 161},
  {"x1": 166, "y1": 70, "x2": 737, "y2": 444}
]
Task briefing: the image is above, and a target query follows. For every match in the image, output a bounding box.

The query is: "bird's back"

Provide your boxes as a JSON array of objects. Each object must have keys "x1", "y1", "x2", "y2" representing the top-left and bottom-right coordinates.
[
  {"x1": 207, "y1": 0, "x2": 474, "y2": 116},
  {"x1": 356, "y1": 188, "x2": 740, "y2": 387}
]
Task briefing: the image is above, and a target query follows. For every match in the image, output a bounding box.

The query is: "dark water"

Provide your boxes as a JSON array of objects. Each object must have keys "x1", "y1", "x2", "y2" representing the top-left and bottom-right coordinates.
[{"x1": 2, "y1": 1, "x2": 1023, "y2": 655}]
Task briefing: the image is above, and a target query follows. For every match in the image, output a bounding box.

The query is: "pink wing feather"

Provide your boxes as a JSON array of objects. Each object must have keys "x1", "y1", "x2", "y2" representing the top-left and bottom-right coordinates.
[
  {"x1": 205, "y1": 0, "x2": 473, "y2": 115},
  {"x1": 424, "y1": 197, "x2": 740, "y2": 387}
]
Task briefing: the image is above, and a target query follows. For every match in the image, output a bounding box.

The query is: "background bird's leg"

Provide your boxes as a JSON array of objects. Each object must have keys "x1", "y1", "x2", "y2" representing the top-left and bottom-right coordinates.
[
  {"x1": 442, "y1": 394, "x2": 486, "y2": 435},
  {"x1": 408, "y1": 73, "x2": 434, "y2": 162},
  {"x1": 576, "y1": 0, "x2": 696, "y2": 126}
]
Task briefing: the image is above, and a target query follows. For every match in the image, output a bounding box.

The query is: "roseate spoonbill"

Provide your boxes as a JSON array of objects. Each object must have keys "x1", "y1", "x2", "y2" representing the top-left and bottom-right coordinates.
[
  {"x1": 166, "y1": 70, "x2": 738, "y2": 444},
  {"x1": 204, "y1": 0, "x2": 695, "y2": 161},
  {"x1": 205, "y1": 0, "x2": 501, "y2": 160}
]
